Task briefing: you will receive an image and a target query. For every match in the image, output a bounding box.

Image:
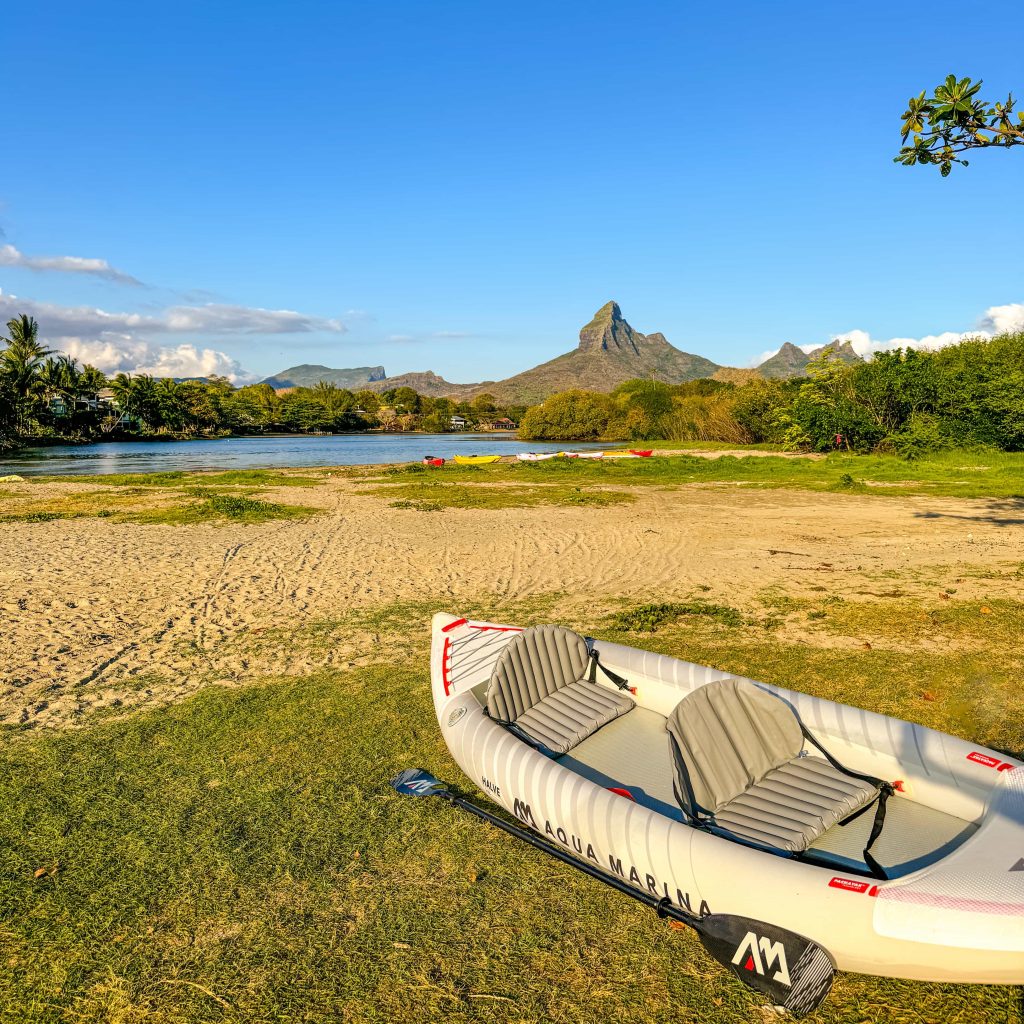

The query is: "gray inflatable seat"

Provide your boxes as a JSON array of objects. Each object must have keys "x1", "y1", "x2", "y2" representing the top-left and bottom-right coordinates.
[
  {"x1": 486, "y1": 625, "x2": 634, "y2": 756},
  {"x1": 666, "y1": 678, "x2": 878, "y2": 853}
]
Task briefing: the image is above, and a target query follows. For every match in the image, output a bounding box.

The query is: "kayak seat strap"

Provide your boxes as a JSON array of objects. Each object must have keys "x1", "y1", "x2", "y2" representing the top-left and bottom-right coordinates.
[
  {"x1": 586, "y1": 643, "x2": 633, "y2": 692},
  {"x1": 486, "y1": 625, "x2": 635, "y2": 757}
]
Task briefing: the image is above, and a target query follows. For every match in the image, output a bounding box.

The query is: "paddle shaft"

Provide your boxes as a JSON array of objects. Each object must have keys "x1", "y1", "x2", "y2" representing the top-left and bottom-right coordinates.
[{"x1": 434, "y1": 789, "x2": 701, "y2": 930}]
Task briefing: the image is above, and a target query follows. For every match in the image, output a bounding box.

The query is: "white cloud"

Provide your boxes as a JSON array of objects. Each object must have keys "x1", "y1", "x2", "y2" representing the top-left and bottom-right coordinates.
[
  {"x1": 0, "y1": 290, "x2": 344, "y2": 338},
  {"x1": 0, "y1": 288, "x2": 347, "y2": 384},
  {"x1": 980, "y1": 303, "x2": 1024, "y2": 335},
  {"x1": 60, "y1": 335, "x2": 256, "y2": 383},
  {"x1": 386, "y1": 333, "x2": 416, "y2": 343},
  {"x1": 0, "y1": 243, "x2": 144, "y2": 286},
  {"x1": 432, "y1": 330, "x2": 473, "y2": 339}
]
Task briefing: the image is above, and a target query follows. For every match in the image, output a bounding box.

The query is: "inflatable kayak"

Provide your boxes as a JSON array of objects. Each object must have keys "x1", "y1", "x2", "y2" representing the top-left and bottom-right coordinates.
[
  {"x1": 517, "y1": 452, "x2": 558, "y2": 462},
  {"x1": 422, "y1": 456, "x2": 445, "y2": 467},
  {"x1": 430, "y1": 613, "x2": 1024, "y2": 984},
  {"x1": 453, "y1": 454, "x2": 501, "y2": 465}
]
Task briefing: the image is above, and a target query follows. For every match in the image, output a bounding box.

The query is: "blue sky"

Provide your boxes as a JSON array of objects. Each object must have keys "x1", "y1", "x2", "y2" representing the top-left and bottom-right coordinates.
[{"x1": 2, "y1": 0, "x2": 1021, "y2": 383}]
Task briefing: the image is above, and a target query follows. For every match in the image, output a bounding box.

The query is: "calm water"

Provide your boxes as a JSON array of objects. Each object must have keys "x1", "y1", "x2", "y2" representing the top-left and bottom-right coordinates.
[{"x1": 2, "y1": 434, "x2": 605, "y2": 476}]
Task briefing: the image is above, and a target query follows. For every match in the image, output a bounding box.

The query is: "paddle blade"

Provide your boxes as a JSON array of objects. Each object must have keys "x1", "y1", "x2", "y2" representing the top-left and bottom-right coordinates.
[
  {"x1": 695, "y1": 914, "x2": 835, "y2": 1017},
  {"x1": 391, "y1": 768, "x2": 448, "y2": 797}
]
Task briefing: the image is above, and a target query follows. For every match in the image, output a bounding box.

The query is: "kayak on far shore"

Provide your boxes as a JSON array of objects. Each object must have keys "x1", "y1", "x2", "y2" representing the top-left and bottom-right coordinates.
[{"x1": 453, "y1": 454, "x2": 501, "y2": 465}]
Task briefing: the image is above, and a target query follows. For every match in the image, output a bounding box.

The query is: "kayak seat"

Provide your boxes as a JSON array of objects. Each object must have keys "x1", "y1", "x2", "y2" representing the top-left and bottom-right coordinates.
[
  {"x1": 666, "y1": 678, "x2": 879, "y2": 854},
  {"x1": 486, "y1": 625, "x2": 634, "y2": 756}
]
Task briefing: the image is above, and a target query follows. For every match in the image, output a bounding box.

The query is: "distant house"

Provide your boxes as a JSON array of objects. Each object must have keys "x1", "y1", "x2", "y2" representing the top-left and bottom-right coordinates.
[
  {"x1": 449, "y1": 415, "x2": 469, "y2": 430},
  {"x1": 489, "y1": 417, "x2": 516, "y2": 430},
  {"x1": 47, "y1": 390, "x2": 107, "y2": 417}
]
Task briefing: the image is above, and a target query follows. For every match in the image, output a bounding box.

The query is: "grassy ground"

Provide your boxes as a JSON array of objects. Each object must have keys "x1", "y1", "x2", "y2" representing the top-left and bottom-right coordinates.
[
  {"x1": 358, "y1": 449, "x2": 1024, "y2": 508},
  {"x1": 0, "y1": 470, "x2": 325, "y2": 525},
  {"x1": 2, "y1": 588, "x2": 1022, "y2": 1023}
]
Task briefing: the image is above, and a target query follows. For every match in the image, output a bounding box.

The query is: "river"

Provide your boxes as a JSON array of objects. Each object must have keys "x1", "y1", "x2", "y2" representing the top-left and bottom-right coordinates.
[{"x1": 1, "y1": 433, "x2": 606, "y2": 476}]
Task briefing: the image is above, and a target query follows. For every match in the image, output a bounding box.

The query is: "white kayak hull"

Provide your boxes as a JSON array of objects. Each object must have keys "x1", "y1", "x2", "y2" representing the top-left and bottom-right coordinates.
[{"x1": 430, "y1": 613, "x2": 1024, "y2": 984}]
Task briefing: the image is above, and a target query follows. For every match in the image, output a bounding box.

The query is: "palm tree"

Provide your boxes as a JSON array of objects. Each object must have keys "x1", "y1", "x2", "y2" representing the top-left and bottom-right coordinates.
[
  {"x1": 109, "y1": 372, "x2": 137, "y2": 428},
  {"x1": 155, "y1": 377, "x2": 182, "y2": 430},
  {"x1": 36, "y1": 356, "x2": 81, "y2": 419},
  {"x1": 79, "y1": 364, "x2": 108, "y2": 397},
  {"x1": 0, "y1": 315, "x2": 53, "y2": 430}
]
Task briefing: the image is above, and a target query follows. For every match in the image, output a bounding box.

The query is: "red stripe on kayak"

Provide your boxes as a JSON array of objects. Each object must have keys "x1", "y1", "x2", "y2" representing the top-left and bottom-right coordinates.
[
  {"x1": 442, "y1": 637, "x2": 453, "y2": 695},
  {"x1": 442, "y1": 618, "x2": 468, "y2": 632}
]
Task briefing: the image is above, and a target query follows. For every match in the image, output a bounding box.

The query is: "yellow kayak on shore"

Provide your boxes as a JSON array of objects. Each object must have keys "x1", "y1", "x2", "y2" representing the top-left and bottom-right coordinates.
[{"x1": 453, "y1": 454, "x2": 501, "y2": 465}]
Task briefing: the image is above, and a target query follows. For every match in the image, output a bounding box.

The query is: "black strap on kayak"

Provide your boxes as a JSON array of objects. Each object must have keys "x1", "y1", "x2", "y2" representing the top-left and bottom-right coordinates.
[
  {"x1": 667, "y1": 731, "x2": 716, "y2": 828},
  {"x1": 860, "y1": 783, "x2": 894, "y2": 880},
  {"x1": 585, "y1": 641, "x2": 631, "y2": 692},
  {"x1": 798, "y1": 720, "x2": 893, "y2": 880}
]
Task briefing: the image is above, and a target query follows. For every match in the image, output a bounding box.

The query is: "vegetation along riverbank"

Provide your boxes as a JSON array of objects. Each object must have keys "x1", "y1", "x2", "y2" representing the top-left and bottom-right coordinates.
[{"x1": 3, "y1": 312, "x2": 1023, "y2": 460}]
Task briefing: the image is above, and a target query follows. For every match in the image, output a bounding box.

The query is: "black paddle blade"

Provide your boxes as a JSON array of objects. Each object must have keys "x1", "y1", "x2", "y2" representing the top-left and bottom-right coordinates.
[
  {"x1": 695, "y1": 914, "x2": 835, "y2": 1017},
  {"x1": 391, "y1": 768, "x2": 448, "y2": 797}
]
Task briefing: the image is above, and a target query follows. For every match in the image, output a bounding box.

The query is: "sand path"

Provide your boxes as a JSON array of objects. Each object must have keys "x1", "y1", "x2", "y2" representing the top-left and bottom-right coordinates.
[{"x1": 1, "y1": 479, "x2": 1020, "y2": 728}]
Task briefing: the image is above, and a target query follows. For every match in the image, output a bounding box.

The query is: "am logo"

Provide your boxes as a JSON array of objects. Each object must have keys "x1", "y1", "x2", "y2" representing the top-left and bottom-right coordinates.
[{"x1": 731, "y1": 931, "x2": 792, "y2": 987}]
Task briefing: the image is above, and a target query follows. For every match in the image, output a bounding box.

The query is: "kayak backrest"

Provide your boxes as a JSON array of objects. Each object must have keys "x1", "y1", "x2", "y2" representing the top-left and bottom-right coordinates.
[
  {"x1": 666, "y1": 679, "x2": 803, "y2": 815},
  {"x1": 487, "y1": 625, "x2": 592, "y2": 722}
]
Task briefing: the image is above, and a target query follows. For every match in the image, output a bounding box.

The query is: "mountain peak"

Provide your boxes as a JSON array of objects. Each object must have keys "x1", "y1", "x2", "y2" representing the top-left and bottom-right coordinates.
[
  {"x1": 816, "y1": 339, "x2": 861, "y2": 363},
  {"x1": 578, "y1": 300, "x2": 644, "y2": 355},
  {"x1": 593, "y1": 300, "x2": 622, "y2": 320}
]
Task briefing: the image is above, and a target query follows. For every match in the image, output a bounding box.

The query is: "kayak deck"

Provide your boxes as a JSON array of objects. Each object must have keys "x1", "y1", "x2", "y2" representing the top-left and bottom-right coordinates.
[{"x1": 557, "y1": 704, "x2": 977, "y2": 879}]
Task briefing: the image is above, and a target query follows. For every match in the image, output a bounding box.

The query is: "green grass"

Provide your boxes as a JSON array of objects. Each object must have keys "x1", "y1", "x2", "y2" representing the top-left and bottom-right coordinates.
[
  {"x1": 0, "y1": 492, "x2": 314, "y2": 526},
  {"x1": 35, "y1": 469, "x2": 327, "y2": 488},
  {"x1": 360, "y1": 449, "x2": 1024, "y2": 502},
  {"x1": 0, "y1": 473, "x2": 321, "y2": 526},
  {"x1": 370, "y1": 478, "x2": 633, "y2": 511},
  {"x1": 1, "y1": 660, "x2": 1019, "y2": 1023},
  {"x1": 1, "y1": 591, "x2": 1022, "y2": 1021},
  {"x1": 131, "y1": 493, "x2": 316, "y2": 526},
  {"x1": 609, "y1": 600, "x2": 746, "y2": 631}
]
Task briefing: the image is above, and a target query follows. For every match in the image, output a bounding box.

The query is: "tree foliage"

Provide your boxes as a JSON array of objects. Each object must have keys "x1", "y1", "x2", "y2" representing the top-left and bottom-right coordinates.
[
  {"x1": 0, "y1": 313, "x2": 525, "y2": 448},
  {"x1": 896, "y1": 75, "x2": 1023, "y2": 176}
]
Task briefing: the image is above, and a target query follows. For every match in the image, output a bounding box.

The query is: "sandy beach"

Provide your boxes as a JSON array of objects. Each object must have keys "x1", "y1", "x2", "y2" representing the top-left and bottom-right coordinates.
[{"x1": 2, "y1": 474, "x2": 1021, "y2": 730}]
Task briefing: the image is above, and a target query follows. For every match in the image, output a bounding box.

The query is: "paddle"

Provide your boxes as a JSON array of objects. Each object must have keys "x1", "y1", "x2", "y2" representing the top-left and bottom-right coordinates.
[{"x1": 391, "y1": 768, "x2": 835, "y2": 1017}]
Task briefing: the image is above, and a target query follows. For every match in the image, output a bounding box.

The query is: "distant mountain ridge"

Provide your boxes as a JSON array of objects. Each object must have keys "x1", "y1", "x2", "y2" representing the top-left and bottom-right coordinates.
[
  {"x1": 757, "y1": 340, "x2": 862, "y2": 379},
  {"x1": 259, "y1": 304, "x2": 865, "y2": 400},
  {"x1": 260, "y1": 364, "x2": 386, "y2": 390}
]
